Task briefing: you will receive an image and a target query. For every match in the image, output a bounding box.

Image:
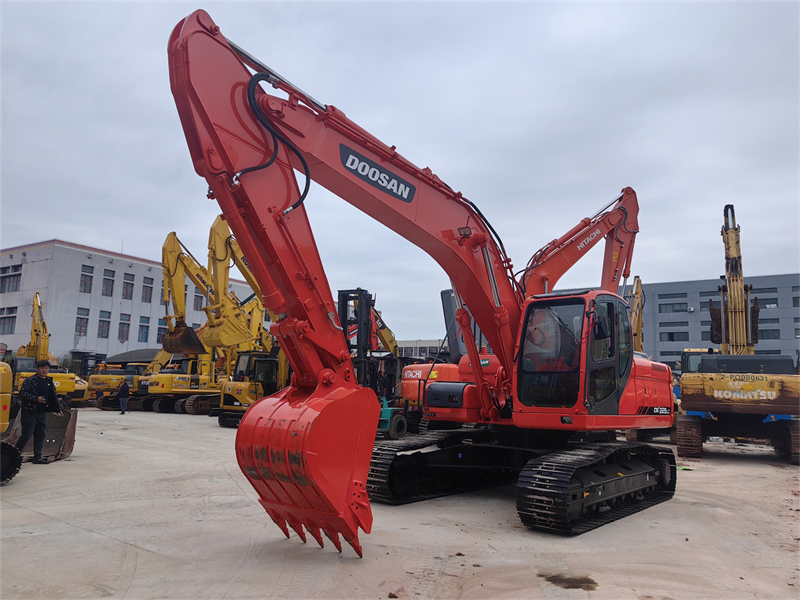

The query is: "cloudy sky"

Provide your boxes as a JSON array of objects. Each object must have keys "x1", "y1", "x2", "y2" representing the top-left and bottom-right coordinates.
[{"x1": 2, "y1": 2, "x2": 797, "y2": 340}]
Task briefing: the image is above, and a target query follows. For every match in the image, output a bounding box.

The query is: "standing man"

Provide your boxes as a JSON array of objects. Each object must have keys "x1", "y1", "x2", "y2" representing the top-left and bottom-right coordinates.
[
  {"x1": 118, "y1": 377, "x2": 130, "y2": 415},
  {"x1": 15, "y1": 360, "x2": 63, "y2": 464}
]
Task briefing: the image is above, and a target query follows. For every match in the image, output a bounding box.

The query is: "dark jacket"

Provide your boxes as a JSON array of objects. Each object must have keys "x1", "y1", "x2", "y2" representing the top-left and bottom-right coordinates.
[
  {"x1": 19, "y1": 374, "x2": 61, "y2": 412},
  {"x1": 118, "y1": 381, "x2": 130, "y2": 398}
]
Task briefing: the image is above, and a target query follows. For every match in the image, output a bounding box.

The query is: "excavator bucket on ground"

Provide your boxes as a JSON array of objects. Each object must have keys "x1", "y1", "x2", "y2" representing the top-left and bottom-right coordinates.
[
  {"x1": 162, "y1": 325, "x2": 205, "y2": 355},
  {"x1": 3, "y1": 409, "x2": 78, "y2": 463},
  {"x1": 236, "y1": 384, "x2": 380, "y2": 557}
]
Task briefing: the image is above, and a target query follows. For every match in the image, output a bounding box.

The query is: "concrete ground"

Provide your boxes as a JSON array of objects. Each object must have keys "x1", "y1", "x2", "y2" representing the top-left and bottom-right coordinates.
[{"x1": 1, "y1": 409, "x2": 798, "y2": 600}]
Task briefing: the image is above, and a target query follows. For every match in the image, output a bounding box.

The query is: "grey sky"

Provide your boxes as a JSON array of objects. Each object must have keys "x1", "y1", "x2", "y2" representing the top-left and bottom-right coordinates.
[{"x1": 2, "y1": 2, "x2": 798, "y2": 340}]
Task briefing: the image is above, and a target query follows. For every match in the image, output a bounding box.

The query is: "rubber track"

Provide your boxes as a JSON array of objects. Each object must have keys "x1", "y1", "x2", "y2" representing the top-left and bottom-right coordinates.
[
  {"x1": 367, "y1": 429, "x2": 510, "y2": 504},
  {"x1": 516, "y1": 442, "x2": 676, "y2": 535}
]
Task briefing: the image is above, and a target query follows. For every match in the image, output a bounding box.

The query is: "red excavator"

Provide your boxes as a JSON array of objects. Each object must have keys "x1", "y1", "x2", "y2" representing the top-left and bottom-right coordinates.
[{"x1": 168, "y1": 10, "x2": 676, "y2": 557}]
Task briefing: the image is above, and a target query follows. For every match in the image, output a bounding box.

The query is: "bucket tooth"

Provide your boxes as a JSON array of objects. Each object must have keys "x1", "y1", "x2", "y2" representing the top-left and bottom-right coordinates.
[
  {"x1": 344, "y1": 533, "x2": 363, "y2": 558},
  {"x1": 266, "y1": 508, "x2": 291, "y2": 539},
  {"x1": 286, "y1": 515, "x2": 307, "y2": 543},
  {"x1": 323, "y1": 528, "x2": 342, "y2": 553},
  {"x1": 305, "y1": 523, "x2": 324, "y2": 548}
]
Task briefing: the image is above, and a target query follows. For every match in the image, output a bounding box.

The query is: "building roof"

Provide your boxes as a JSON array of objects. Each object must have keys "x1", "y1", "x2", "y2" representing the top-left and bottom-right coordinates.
[{"x1": 1, "y1": 238, "x2": 249, "y2": 285}]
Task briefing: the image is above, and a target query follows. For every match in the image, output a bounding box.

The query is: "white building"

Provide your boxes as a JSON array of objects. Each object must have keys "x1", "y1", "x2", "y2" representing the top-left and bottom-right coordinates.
[{"x1": 0, "y1": 240, "x2": 254, "y2": 372}]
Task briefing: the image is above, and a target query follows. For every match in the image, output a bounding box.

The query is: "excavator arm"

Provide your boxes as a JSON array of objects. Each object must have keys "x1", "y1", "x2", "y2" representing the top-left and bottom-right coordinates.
[
  {"x1": 519, "y1": 189, "x2": 639, "y2": 297},
  {"x1": 17, "y1": 293, "x2": 51, "y2": 363},
  {"x1": 161, "y1": 231, "x2": 214, "y2": 354},
  {"x1": 626, "y1": 276, "x2": 645, "y2": 354}
]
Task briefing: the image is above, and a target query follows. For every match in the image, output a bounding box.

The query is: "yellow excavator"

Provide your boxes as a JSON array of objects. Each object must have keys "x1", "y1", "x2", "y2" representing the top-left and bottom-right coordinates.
[
  {"x1": 3, "y1": 293, "x2": 78, "y2": 464},
  {"x1": 148, "y1": 216, "x2": 283, "y2": 416},
  {"x1": 207, "y1": 216, "x2": 289, "y2": 427},
  {"x1": 93, "y1": 349, "x2": 174, "y2": 411},
  {"x1": 10, "y1": 293, "x2": 81, "y2": 409},
  {"x1": 677, "y1": 205, "x2": 799, "y2": 462},
  {"x1": 144, "y1": 231, "x2": 222, "y2": 414}
]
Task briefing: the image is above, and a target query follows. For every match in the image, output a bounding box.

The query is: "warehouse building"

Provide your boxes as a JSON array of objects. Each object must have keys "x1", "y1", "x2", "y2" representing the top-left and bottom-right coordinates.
[{"x1": 0, "y1": 240, "x2": 254, "y2": 374}]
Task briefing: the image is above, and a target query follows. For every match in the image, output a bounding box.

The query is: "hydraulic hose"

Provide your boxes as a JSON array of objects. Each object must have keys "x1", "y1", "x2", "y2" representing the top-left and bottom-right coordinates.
[{"x1": 240, "y1": 73, "x2": 311, "y2": 216}]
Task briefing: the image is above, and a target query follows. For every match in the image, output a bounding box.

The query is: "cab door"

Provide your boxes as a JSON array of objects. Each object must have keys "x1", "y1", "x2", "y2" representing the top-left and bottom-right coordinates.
[{"x1": 585, "y1": 296, "x2": 632, "y2": 415}]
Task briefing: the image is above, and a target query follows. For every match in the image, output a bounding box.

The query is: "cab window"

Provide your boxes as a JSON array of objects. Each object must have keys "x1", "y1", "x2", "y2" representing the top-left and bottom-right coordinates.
[{"x1": 517, "y1": 300, "x2": 584, "y2": 408}]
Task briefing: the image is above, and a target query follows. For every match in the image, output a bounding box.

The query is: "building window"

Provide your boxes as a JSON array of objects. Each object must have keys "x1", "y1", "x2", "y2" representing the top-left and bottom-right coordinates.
[
  {"x1": 157, "y1": 318, "x2": 168, "y2": 343},
  {"x1": 750, "y1": 287, "x2": 777, "y2": 295},
  {"x1": 759, "y1": 329, "x2": 780, "y2": 340},
  {"x1": 75, "y1": 317, "x2": 88, "y2": 336},
  {"x1": 701, "y1": 331, "x2": 711, "y2": 341},
  {"x1": 701, "y1": 320, "x2": 712, "y2": 327},
  {"x1": 659, "y1": 303, "x2": 688, "y2": 313},
  {"x1": 120, "y1": 313, "x2": 130, "y2": 322},
  {"x1": 122, "y1": 281, "x2": 134, "y2": 300},
  {"x1": 140, "y1": 316, "x2": 150, "y2": 324},
  {"x1": 82, "y1": 265, "x2": 94, "y2": 274},
  {"x1": 0, "y1": 307, "x2": 17, "y2": 315},
  {"x1": 0, "y1": 315, "x2": 16, "y2": 334},
  {"x1": 97, "y1": 319, "x2": 110, "y2": 338},
  {"x1": 79, "y1": 273, "x2": 93, "y2": 293},
  {"x1": 755, "y1": 350, "x2": 781, "y2": 355},
  {"x1": 138, "y1": 325, "x2": 149, "y2": 343},
  {"x1": 795, "y1": 329, "x2": 799, "y2": 339},
  {"x1": 0, "y1": 267, "x2": 7, "y2": 274},
  {"x1": 659, "y1": 321, "x2": 688, "y2": 328},
  {"x1": 658, "y1": 293, "x2": 687, "y2": 300},
  {"x1": 0, "y1": 273, "x2": 21, "y2": 293},
  {"x1": 124, "y1": 273, "x2": 135, "y2": 282},
  {"x1": 142, "y1": 277, "x2": 153, "y2": 303},
  {"x1": 758, "y1": 318, "x2": 780, "y2": 325},
  {"x1": 660, "y1": 351, "x2": 682, "y2": 357},
  {"x1": 104, "y1": 269, "x2": 115, "y2": 277},
  {"x1": 659, "y1": 331, "x2": 689, "y2": 342},
  {"x1": 754, "y1": 298, "x2": 779, "y2": 309},
  {"x1": 192, "y1": 323, "x2": 201, "y2": 329},
  {"x1": 698, "y1": 290, "x2": 719, "y2": 297},
  {"x1": 194, "y1": 295, "x2": 204, "y2": 311},
  {"x1": 794, "y1": 296, "x2": 799, "y2": 308},
  {"x1": 102, "y1": 278, "x2": 114, "y2": 297},
  {"x1": 118, "y1": 322, "x2": 130, "y2": 342},
  {"x1": 97, "y1": 309, "x2": 111, "y2": 338}
]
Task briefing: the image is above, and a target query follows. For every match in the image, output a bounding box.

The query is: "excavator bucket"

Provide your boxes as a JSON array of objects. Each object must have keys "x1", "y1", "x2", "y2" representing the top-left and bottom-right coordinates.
[
  {"x1": 4, "y1": 409, "x2": 78, "y2": 463},
  {"x1": 162, "y1": 325, "x2": 206, "y2": 355},
  {"x1": 236, "y1": 383, "x2": 380, "y2": 557}
]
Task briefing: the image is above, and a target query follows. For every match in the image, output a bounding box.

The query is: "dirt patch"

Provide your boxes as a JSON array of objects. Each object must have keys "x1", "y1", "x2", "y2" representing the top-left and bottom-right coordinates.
[{"x1": 538, "y1": 573, "x2": 598, "y2": 591}]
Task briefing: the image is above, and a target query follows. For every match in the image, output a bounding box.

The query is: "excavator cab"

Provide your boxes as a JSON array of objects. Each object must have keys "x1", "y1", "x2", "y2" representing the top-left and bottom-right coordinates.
[{"x1": 516, "y1": 291, "x2": 632, "y2": 412}]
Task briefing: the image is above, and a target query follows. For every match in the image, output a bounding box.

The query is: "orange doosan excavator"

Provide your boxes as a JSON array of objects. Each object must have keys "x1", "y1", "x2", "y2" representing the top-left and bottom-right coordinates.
[{"x1": 168, "y1": 10, "x2": 676, "y2": 557}]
